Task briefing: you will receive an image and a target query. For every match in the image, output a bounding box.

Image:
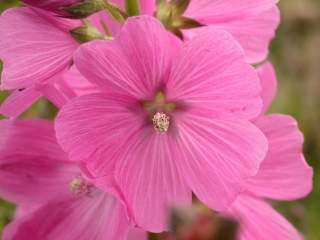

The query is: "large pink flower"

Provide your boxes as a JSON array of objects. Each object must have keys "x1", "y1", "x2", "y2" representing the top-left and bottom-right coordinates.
[
  {"x1": 114, "y1": 0, "x2": 280, "y2": 63},
  {"x1": 225, "y1": 63, "x2": 313, "y2": 240},
  {"x1": 55, "y1": 16, "x2": 268, "y2": 232},
  {"x1": 0, "y1": 119, "x2": 141, "y2": 240}
]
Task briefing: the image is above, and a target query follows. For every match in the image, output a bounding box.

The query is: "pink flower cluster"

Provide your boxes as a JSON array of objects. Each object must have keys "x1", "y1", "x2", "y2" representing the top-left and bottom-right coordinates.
[{"x1": 0, "y1": 0, "x2": 313, "y2": 239}]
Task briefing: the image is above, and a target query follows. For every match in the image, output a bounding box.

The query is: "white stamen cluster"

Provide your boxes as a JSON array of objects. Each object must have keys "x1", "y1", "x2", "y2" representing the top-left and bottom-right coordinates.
[
  {"x1": 69, "y1": 176, "x2": 94, "y2": 196},
  {"x1": 153, "y1": 112, "x2": 170, "y2": 133}
]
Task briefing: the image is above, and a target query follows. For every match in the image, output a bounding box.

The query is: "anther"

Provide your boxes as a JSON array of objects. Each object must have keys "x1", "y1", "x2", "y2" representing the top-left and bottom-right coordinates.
[
  {"x1": 69, "y1": 176, "x2": 93, "y2": 196},
  {"x1": 153, "y1": 112, "x2": 170, "y2": 133}
]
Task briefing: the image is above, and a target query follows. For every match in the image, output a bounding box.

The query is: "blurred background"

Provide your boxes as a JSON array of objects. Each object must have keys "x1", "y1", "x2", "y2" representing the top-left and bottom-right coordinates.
[{"x1": 0, "y1": 0, "x2": 319, "y2": 239}]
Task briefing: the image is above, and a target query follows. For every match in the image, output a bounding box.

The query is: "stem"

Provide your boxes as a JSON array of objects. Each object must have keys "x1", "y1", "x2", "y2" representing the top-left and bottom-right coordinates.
[{"x1": 125, "y1": 0, "x2": 140, "y2": 16}]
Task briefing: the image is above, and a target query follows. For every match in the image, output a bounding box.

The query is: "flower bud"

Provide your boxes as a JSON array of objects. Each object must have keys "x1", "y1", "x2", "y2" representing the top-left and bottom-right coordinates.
[
  {"x1": 23, "y1": 0, "x2": 106, "y2": 18},
  {"x1": 70, "y1": 22, "x2": 104, "y2": 43}
]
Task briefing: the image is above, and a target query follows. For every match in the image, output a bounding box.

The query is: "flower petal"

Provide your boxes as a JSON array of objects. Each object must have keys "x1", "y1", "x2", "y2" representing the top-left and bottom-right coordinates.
[
  {"x1": 115, "y1": 130, "x2": 192, "y2": 232},
  {"x1": 0, "y1": 88, "x2": 42, "y2": 118},
  {"x1": 257, "y1": 61, "x2": 278, "y2": 114},
  {"x1": 55, "y1": 93, "x2": 143, "y2": 168},
  {"x1": 127, "y1": 228, "x2": 148, "y2": 240},
  {"x1": 185, "y1": 0, "x2": 280, "y2": 63},
  {"x1": 167, "y1": 29, "x2": 262, "y2": 120},
  {"x1": 0, "y1": 119, "x2": 78, "y2": 204},
  {"x1": 227, "y1": 194, "x2": 302, "y2": 240},
  {"x1": 246, "y1": 114, "x2": 313, "y2": 200},
  {"x1": 0, "y1": 7, "x2": 78, "y2": 90},
  {"x1": 3, "y1": 193, "x2": 131, "y2": 240},
  {"x1": 74, "y1": 16, "x2": 177, "y2": 98},
  {"x1": 175, "y1": 113, "x2": 268, "y2": 211}
]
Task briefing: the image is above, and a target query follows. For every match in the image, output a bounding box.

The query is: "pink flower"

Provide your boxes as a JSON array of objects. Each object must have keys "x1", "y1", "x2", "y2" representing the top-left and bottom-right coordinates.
[
  {"x1": 225, "y1": 63, "x2": 313, "y2": 240},
  {"x1": 0, "y1": 8, "x2": 118, "y2": 117},
  {"x1": 114, "y1": 0, "x2": 280, "y2": 63},
  {"x1": 55, "y1": 16, "x2": 268, "y2": 232},
  {"x1": 0, "y1": 119, "x2": 142, "y2": 240}
]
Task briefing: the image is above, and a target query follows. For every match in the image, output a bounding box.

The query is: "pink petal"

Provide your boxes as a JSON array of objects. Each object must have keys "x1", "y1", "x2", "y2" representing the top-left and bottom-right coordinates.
[
  {"x1": 115, "y1": 130, "x2": 191, "y2": 232},
  {"x1": 3, "y1": 193, "x2": 131, "y2": 240},
  {"x1": 227, "y1": 194, "x2": 302, "y2": 240},
  {"x1": 246, "y1": 114, "x2": 313, "y2": 200},
  {"x1": 0, "y1": 119, "x2": 78, "y2": 204},
  {"x1": 74, "y1": 16, "x2": 178, "y2": 98},
  {"x1": 138, "y1": 0, "x2": 156, "y2": 15},
  {"x1": 167, "y1": 29, "x2": 262, "y2": 120},
  {"x1": 40, "y1": 82, "x2": 70, "y2": 108},
  {"x1": 185, "y1": 1, "x2": 280, "y2": 63},
  {"x1": 175, "y1": 112, "x2": 268, "y2": 211},
  {"x1": 0, "y1": 88, "x2": 42, "y2": 118},
  {"x1": 257, "y1": 61, "x2": 278, "y2": 114},
  {"x1": 55, "y1": 93, "x2": 143, "y2": 167},
  {"x1": 49, "y1": 66, "x2": 100, "y2": 107},
  {"x1": 0, "y1": 7, "x2": 78, "y2": 90},
  {"x1": 127, "y1": 228, "x2": 148, "y2": 240}
]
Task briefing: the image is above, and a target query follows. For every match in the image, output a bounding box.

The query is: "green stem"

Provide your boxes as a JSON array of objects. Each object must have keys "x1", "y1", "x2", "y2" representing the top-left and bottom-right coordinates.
[{"x1": 125, "y1": 0, "x2": 140, "y2": 16}]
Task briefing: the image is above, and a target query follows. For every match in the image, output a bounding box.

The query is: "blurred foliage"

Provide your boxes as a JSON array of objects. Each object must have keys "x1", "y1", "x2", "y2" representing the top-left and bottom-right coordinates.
[{"x1": 0, "y1": 0, "x2": 319, "y2": 239}]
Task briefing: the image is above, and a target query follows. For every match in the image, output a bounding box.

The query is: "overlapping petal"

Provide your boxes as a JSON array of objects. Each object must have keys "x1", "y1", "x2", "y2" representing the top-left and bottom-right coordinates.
[
  {"x1": 175, "y1": 112, "x2": 267, "y2": 210},
  {"x1": 0, "y1": 7, "x2": 78, "y2": 90},
  {"x1": 167, "y1": 29, "x2": 262, "y2": 120},
  {"x1": 0, "y1": 120, "x2": 78, "y2": 204},
  {"x1": 3, "y1": 194, "x2": 130, "y2": 240},
  {"x1": 185, "y1": 0, "x2": 280, "y2": 63},
  {"x1": 74, "y1": 16, "x2": 177, "y2": 99},
  {"x1": 246, "y1": 114, "x2": 313, "y2": 200},
  {"x1": 55, "y1": 92, "x2": 144, "y2": 167},
  {"x1": 0, "y1": 88, "x2": 42, "y2": 118},
  {"x1": 227, "y1": 194, "x2": 302, "y2": 240},
  {"x1": 257, "y1": 62, "x2": 278, "y2": 114},
  {"x1": 115, "y1": 130, "x2": 192, "y2": 232}
]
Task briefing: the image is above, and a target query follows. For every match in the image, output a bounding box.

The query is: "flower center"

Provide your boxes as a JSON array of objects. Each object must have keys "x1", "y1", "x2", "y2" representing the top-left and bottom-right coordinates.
[
  {"x1": 153, "y1": 112, "x2": 170, "y2": 133},
  {"x1": 142, "y1": 91, "x2": 176, "y2": 133},
  {"x1": 69, "y1": 176, "x2": 94, "y2": 196}
]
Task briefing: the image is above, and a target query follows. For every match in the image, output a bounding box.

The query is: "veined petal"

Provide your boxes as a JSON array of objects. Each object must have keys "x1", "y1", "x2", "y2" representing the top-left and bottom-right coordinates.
[
  {"x1": 167, "y1": 29, "x2": 262, "y2": 120},
  {"x1": 0, "y1": 88, "x2": 42, "y2": 118},
  {"x1": 185, "y1": 0, "x2": 280, "y2": 63},
  {"x1": 3, "y1": 193, "x2": 131, "y2": 240},
  {"x1": 74, "y1": 16, "x2": 178, "y2": 98},
  {"x1": 175, "y1": 113, "x2": 268, "y2": 210},
  {"x1": 115, "y1": 130, "x2": 192, "y2": 232},
  {"x1": 55, "y1": 93, "x2": 143, "y2": 169},
  {"x1": 0, "y1": 7, "x2": 78, "y2": 90},
  {"x1": 0, "y1": 120, "x2": 78, "y2": 204},
  {"x1": 227, "y1": 194, "x2": 302, "y2": 240},
  {"x1": 246, "y1": 114, "x2": 313, "y2": 200},
  {"x1": 257, "y1": 62, "x2": 278, "y2": 114}
]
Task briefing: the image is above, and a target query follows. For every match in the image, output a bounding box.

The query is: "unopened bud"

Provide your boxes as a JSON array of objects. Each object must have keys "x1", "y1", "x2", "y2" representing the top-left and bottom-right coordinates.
[
  {"x1": 65, "y1": 0, "x2": 106, "y2": 18},
  {"x1": 70, "y1": 23, "x2": 104, "y2": 43}
]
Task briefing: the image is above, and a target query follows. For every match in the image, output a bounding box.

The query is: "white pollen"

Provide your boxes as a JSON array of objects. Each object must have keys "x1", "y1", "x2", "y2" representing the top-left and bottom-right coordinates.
[
  {"x1": 153, "y1": 112, "x2": 170, "y2": 133},
  {"x1": 69, "y1": 176, "x2": 93, "y2": 196}
]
